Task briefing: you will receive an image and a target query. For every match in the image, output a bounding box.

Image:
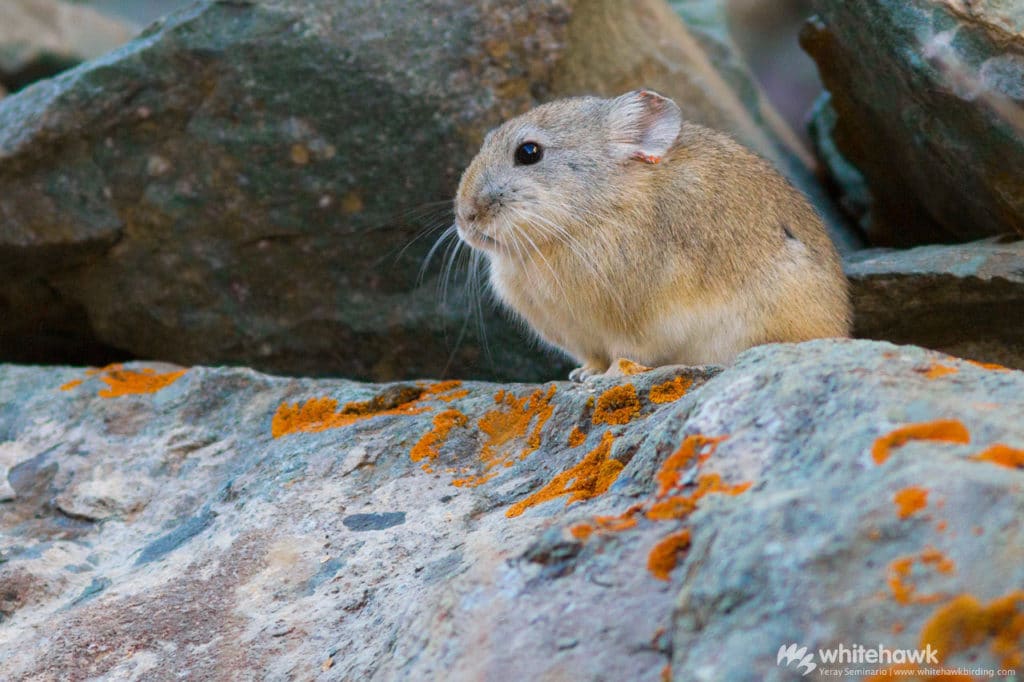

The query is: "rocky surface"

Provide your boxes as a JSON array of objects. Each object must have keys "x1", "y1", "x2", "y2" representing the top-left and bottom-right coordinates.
[
  {"x1": 0, "y1": 0, "x2": 855, "y2": 382},
  {"x1": 847, "y1": 238, "x2": 1024, "y2": 370},
  {"x1": 70, "y1": 0, "x2": 191, "y2": 26},
  {"x1": 0, "y1": 0, "x2": 136, "y2": 92},
  {"x1": 802, "y1": 0, "x2": 1024, "y2": 246},
  {"x1": 1, "y1": 340, "x2": 1022, "y2": 680}
]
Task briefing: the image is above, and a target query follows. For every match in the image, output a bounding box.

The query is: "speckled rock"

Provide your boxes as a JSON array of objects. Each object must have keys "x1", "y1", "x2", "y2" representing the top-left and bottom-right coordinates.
[
  {"x1": 0, "y1": 0, "x2": 855, "y2": 381},
  {"x1": 1, "y1": 340, "x2": 1022, "y2": 680},
  {"x1": 69, "y1": 0, "x2": 191, "y2": 26},
  {"x1": 847, "y1": 238, "x2": 1024, "y2": 370},
  {"x1": 0, "y1": 0, "x2": 136, "y2": 91},
  {"x1": 802, "y1": 0, "x2": 1024, "y2": 246}
]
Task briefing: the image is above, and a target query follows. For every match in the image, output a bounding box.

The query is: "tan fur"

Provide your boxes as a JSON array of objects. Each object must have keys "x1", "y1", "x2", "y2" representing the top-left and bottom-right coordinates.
[{"x1": 454, "y1": 91, "x2": 851, "y2": 380}]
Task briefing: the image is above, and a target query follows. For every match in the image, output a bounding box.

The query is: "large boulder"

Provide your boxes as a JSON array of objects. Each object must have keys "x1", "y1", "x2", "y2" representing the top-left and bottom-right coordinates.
[
  {"x1": 847, "y1": 238, "x2": 1024, "y2": 370},
  {"x1": 0, "y1": 0, "x2": 855, "y2": 381},
  {"x1": 67, "y1": 0, "x2": 191, "y2": 26},
  {"x1": 1, "y1": 340, "x2": 1022, "y2": 679},
  {"x1": 0, "y1": 0, "x2": 136, "y2": 92},
  {"x1": 802, "y1": 0, "x2": 1024, "y2": 246}
]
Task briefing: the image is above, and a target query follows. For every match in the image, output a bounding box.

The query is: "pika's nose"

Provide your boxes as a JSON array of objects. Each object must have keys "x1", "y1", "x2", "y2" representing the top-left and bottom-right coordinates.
[{"x1": 459, "y1": 197, "x2": 483, "y2": 224}]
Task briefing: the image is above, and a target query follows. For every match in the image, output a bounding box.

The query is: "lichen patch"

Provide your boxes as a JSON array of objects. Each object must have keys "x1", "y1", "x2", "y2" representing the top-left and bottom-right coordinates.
[
  {"x1": 592, "y1": 384, "x2": 641, "y2": 425},
  {"x1": 971, "y1": 443, "x2": 1024, "y2": 469},
  {"x1": 871, "y1": 420, "x2": 971, "y2": 464},
  {"x1": 918, "y1": 364, "x2": 958, "y2": 380},
  {"x1": 450, "y1": 385, "x2": 558, "y2": 488},
  {"x1": 893, "y1": 486, "x2": 929, "y2": 519},
  {"x1": 656, "y1": 435, "x2": 726, "y2": 497},
  {"x1": 648, "y1": 376, "x2": 693, "y2": 404},
  {"x1": 567, "y1": 426, "x2": 587, "y2": 447},
  {"x1": 271, "y1": 392, "x2": 428, "y2": 438},
  {"x1": 886, "y1": 547, "x2": 956, "y2": 605},
  {"x1": 60, "y1": 364, "x2": 188, "y2": 398},
  {"x1": 647, "y1": 529, "x2": 691, "y2": 581},
  {"x1": 410, "y1": 409, "x2": 469, "y2": 472},
  {"x1": 506, "y1": 431, "x2": 623, "y2": 518}
]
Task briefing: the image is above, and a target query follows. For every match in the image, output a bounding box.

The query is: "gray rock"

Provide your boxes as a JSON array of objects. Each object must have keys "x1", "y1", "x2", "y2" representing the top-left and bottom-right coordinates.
[
  {"x1": 0, "y1": 0, "x2": 136, "y2": 91},
  {"x1": 0, "y1": 0, "x2": 855, "y2": 381},
  {"x1": 68, "y1": 0, "x2": 191, "y2": 26},
  {"x1": 847, "y1": 238, "x2": 1024, "y2": 370},
  {"x1": 1, "y1": 340, "x2": 1022, "y2": 679},
  {"x1": 670, "y1": 0, "x2": 862, "y2": 253},
  {"x1": 802, "y1": 0, "x2": 1024, "y2": 246}
]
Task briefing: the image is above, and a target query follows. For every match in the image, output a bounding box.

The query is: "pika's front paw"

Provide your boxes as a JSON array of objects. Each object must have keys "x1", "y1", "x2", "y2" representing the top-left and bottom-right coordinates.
[{"x1": 569, "y1": 363, "x2": 605, "y2": 383}]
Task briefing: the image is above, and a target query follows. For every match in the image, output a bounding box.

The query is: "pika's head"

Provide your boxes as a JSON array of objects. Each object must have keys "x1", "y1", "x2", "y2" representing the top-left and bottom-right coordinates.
[{"x1": 454, "y1": 89, "x2": 682, "y2": 254}]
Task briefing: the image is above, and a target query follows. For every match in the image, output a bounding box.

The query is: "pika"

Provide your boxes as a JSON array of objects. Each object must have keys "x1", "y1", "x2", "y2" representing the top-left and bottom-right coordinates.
[{"x1": 454, "y1": 90, "x2": 851, "y2": 381}]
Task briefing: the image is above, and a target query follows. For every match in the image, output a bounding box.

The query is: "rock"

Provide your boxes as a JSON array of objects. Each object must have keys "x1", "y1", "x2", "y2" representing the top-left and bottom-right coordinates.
[
  {"x1": 0, "y1": 0, "x2": 136, "y2": 92},
  {"x1": 847, "y1": 237, "x2": 1024, "y2": 370},
  {"x1": 802, "y1": 0, "x2": 1024, "y2": 246},
  {"x1": 808, "y1": 92, "x2": 872, "y2": 230},
  {"x1": 68, "y1": 1, "x2": 192, "y2": 26},
  {"x1": 717, "y1": 0, "x2": 825, "y2": 150},
  {"x1": 669, "y1": 0, "x2": 860, "y2": 252},
  {"x1": 0, "y1": 0, "x2": 856, "y2": 382},
  {"x1": 1, "y1": 340, "x2": 1023, "y2": 679}
]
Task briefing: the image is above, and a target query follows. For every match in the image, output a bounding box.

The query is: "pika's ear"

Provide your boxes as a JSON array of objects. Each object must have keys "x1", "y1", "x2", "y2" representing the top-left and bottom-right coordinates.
[{"x1": 607, "y1": 89, "x2": 682, "y2": 164}]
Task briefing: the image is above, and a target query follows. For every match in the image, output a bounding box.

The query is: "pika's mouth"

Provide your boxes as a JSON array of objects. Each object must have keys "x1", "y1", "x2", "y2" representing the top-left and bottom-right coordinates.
[{"x1": 456, "y1": 222, "x2": 501, "y2": 251}]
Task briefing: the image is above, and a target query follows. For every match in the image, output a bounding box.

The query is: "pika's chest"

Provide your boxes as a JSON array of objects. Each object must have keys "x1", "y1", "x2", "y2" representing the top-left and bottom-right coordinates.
[{"x1": 489, "y1": 258, "x2": 638, "y2": 340}]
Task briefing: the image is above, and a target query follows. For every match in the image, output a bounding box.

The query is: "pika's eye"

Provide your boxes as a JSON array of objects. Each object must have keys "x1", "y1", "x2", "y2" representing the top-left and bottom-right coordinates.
[{"x1": 515, "y1": 141, "x2": 543, "y2": 166}]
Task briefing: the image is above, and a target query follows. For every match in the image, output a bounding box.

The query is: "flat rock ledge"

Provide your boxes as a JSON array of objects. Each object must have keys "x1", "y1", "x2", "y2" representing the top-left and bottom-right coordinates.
[{"x1": 1, "y1": 339, "x2": 1023, "y2": 680}]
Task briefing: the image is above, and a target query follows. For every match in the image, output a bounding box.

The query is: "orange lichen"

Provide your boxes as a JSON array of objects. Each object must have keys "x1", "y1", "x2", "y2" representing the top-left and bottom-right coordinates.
[
  {"x1": 648, "y1": 474, "x2": 750, "y2": 521},
  {"x1": 97, "y1": 367, "x2": 187, "y2": 398},
  {"x1": 592, "y1": 508, "x2": 640, "y2": 532},
  {"x1": 453, "y1": 385, "x2": 557, "y2": 487},
  {"x1": 271, "y1": 390, "x2": 429, "y2": 438},
  {"x1": 919, "y1": 364, "x2": 958, "y2": 380},
  {"x1": 419, "y1": 380, "x2": 467, "y2": 401},
  {"x1": 570, "y1": 504, "x2": 645, "y2": 542},
  {"x1": 936, "y1": 520, "x2": 948, "y2": 533},
  {"x1": 660, "y1": 665, "x2": 671, "y2": 682},
  {"x1": 480, "y1": 385, "x2": 555, "y2": 461},
  {"x1": 920, "y1": 546, "x2": 956, "y2": 574},
  {"x1": 647, "y1": 529, "x2": 691, "y2": 581},
  {"x1": 648, "y1": 376, "x2": 693, "y2": 404},
  {"x1": 871, "y1": 420, "x2": 971, "y2": 464},
  {"x1": 506, "y1": 432, "x2": 623, "y2": 518},
  {"x1": 567, "y1": 426, "x2": 587, "y2": 448},
  {"x1": 971, "y1": 443, "x2": 1024, "y2": 469},
  {"x1": 60, "y1": 363, "x2": 187, "y2": 397},
  {"x1": 656, "y1": 435, "x2": 726, "y2": 497},
  {"x1": 436, "y1": 389, "x2": 469, "y2": 402},
  {"x1": 646, "y1": 496, "x2": 698, "y2": 521},
  {"x1": 966, "y1": 359, "x2": 1011, "y2": 372},
  {"x1": 893, "y1": 486, "x2": 929, "y2": 519},
  {"x1": 887, "y1": 547, "x2": 956, "y2": 605},
  {"x1": 921, "y1": 591, "x2": 1024, "y2": 668},
  {"x1": 410, "y1": 409, "x2": 468, "y2": 471},
  {"x1": 616, "y1": 358, "x2": 651, "y2": 376},
  {"x1": 559, "y1": 428, "x2": 749, "y2": 586},
  {"x1": 570, "y1": 524, "x2": 593, "y2": 541},
  {"x1": 451, "y1": 472, "x2": 499, "y2": 488},
  {"x1": 592, "y1": 384, "x2": 641, "y2": 425}
]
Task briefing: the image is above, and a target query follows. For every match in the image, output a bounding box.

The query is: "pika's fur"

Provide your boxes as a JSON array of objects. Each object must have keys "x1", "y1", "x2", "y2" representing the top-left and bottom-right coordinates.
[{"x1": 454, "y1": 90, "x2": 851, "y2": 381}]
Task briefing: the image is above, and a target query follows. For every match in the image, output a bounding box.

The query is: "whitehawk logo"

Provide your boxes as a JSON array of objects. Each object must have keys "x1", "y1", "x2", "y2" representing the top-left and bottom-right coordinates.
[{"x1": 777, "y1": 643, "x2": 817, "y2": 676}]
